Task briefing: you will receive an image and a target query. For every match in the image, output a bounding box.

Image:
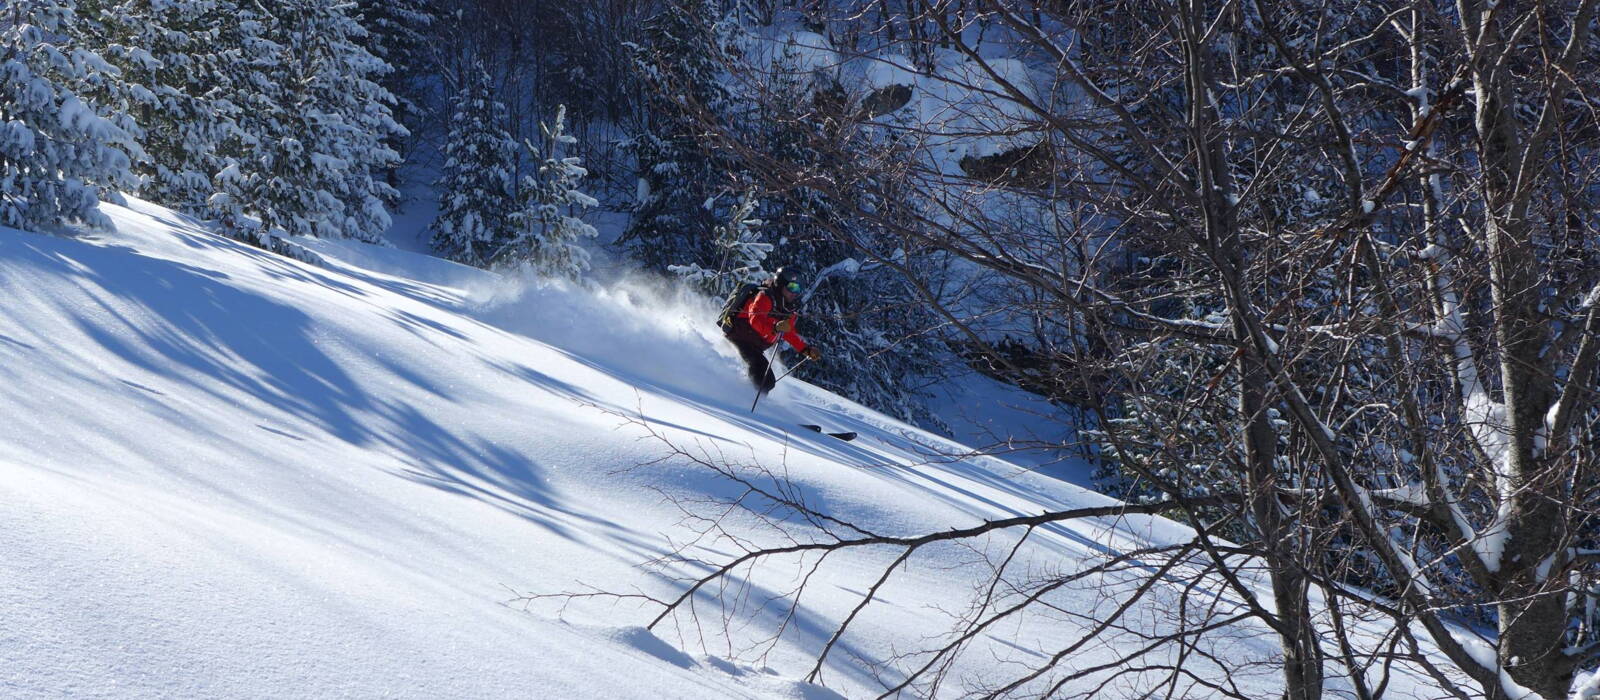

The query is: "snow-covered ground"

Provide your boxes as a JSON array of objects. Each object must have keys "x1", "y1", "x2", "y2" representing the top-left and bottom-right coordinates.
[{"x1": 2, "y1": 199, "x2": 1452, "y2": 698}]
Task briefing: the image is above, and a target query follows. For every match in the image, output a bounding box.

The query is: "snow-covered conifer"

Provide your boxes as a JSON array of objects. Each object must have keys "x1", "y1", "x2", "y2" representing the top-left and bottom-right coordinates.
[
  {"x1": 492, "y1": 105, "x2": 597, "y2": 279},
  {"x1": 429, "y1": 64, "x2": 517, "y2": 267},
  {"x1": 352, "y1": 0, "x2": 431, "y2": 186},
  {"x1": 208, "y1": 0, "x2": 403, "y2": 245},
  {"x1": 74, "y1": 0, "x2": 228, "y2": 212},
  {"x1": 669, "y1": 190, "x2": 769, "y2": 294},
  {"x1": 352, "y1": 0, "x2": 432, "y2": 104},
  {"x1": 352, "y1": 0, "x2": 432, "y2": 76},
  {"x1": 618, "y1": 0, "x2": 737, "y2": 269},
  {"x1": 0, "y1": 0, "x2": 135, "y2": 231}
]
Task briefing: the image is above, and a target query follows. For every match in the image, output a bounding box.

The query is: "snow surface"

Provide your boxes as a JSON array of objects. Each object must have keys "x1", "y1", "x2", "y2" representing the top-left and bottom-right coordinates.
[{"x1": 2, "y1": 199, "x2": 1457, "y2": 698}]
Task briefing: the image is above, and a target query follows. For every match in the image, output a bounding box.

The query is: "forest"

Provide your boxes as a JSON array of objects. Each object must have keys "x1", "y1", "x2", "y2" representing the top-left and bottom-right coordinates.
[{"x1": 6, "y1": 0, "x2": 1600, "y2": 697}]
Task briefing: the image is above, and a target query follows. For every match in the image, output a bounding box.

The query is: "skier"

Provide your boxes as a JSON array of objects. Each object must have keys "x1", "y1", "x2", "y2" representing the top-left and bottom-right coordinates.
[{"x1": 722, "y1": 267, "x2": 822, "y2": 394}]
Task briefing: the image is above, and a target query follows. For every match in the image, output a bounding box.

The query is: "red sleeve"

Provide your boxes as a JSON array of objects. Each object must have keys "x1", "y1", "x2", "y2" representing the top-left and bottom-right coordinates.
[
  {"x1": 783, "y1": 325, "x2": 807, "y2": 353},
  {"x1": 744, "y1": 292, "x2": 807, "y2": 351}
]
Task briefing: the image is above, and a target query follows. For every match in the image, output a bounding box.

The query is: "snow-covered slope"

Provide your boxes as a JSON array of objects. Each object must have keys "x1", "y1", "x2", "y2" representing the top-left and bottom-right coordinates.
[{"x1": 2, "y1": 200, "x2": 1445, "y2": 698}]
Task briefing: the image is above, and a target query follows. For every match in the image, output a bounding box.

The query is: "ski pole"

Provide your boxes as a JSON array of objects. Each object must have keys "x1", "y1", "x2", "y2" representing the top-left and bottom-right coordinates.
[
  {"x1": 771, "y1": 356, "x2": 810, "y2": 385},
  {"x1": 750, "y1": 353, "x2": 811, "y2": 413},
  {"x1": 750, "y1": 342, "x2": 782, "y2": 412}
]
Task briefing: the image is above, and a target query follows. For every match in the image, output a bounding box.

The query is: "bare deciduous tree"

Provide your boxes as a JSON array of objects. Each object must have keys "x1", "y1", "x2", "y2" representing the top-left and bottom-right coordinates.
[{"x1": 585, "y1": 0, "x2": 1600, "y2": 697}]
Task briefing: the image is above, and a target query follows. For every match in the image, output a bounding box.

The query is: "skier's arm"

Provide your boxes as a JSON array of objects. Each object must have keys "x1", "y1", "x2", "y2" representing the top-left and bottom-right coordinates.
[{"x1": 782, "y1": 325, "x2": 807, "y2": 353}]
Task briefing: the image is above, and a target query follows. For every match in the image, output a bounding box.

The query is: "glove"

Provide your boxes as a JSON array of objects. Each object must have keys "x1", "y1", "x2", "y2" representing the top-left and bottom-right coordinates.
[
  {"x1": 804, "y1": 346, "x2": 822, "y2": 361},
  {"x1": 774, "y1": 318, "x2": 794, "y2": 334}
]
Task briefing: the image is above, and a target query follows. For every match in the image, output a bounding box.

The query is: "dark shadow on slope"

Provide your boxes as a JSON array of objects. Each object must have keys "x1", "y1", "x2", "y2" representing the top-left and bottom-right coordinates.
[
  {"x1": 119, "y1": 378, "x2": 167, "y2": 396},
  {"x1": 149, "y1": 208, "x2": 477, "y2": 328},
  {"x1": 487, "y1": 360, "x2": 604, "y2": 407},
  {"x1": 393, "y1": 309, "x2": 469, "y2": 341},
  {"x1": 375, "y1": 398, "x2": 642, "y2": 547},
  {"x1": 6, "y1": 237, "x2": 381, "y2": 447},
  {"x1": 0, "y1": 233, "x2": 658, "y2": 562},
  {"x1": 0, "y1": 332, "x2": 36, "y2": 350}
]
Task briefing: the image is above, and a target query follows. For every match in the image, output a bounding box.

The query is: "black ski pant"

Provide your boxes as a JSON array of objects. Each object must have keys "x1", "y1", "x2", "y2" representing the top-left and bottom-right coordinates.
[{"x1": 726, "y1": 327, "x2": 777, "y2": 394}]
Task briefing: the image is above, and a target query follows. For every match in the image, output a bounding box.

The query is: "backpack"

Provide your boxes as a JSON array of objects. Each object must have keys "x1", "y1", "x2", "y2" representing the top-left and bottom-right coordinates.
[{"x1": 717, "y1": 282, "x2": 763, "y2": 330}]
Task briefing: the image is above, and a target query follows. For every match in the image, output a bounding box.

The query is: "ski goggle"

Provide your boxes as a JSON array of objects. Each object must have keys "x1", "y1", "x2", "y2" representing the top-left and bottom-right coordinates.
[{"x1": 784, "y1": 281, "x2": 803, "y2": 293}]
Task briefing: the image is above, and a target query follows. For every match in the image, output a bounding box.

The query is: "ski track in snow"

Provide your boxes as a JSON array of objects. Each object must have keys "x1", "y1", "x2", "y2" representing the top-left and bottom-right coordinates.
[{"x1": 1, "y1": 198, "x2": 1448, "y2": 698}]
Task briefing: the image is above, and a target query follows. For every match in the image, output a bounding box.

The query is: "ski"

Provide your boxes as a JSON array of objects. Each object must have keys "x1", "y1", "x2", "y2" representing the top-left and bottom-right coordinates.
[{"x1": 799, "y1": 424, "x2": 857, "y2": 441}]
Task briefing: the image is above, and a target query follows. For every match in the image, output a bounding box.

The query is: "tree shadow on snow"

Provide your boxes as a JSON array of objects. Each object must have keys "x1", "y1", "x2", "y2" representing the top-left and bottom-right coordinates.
[{"x1": 1, "y1": 233, "x2": 660, "y2": 565}]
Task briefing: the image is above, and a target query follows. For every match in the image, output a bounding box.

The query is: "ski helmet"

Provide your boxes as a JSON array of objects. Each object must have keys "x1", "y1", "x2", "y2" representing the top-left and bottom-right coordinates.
[{"x1": 773, "y1": 267, "x2": 803, "y2": 293}]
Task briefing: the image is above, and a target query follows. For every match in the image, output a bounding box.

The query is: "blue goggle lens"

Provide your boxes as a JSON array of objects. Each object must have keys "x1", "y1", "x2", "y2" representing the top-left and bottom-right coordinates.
[{"x1": 785, "y1": 281, "x2": 802, "y2": 293}]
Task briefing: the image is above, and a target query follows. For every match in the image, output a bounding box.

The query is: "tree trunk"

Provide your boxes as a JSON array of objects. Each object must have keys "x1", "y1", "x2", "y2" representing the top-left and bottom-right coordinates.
[
  {"x1": 1239, "y1": 348, "x2": 1324, "y2": 700},
  {"x1": 1475, "y1": 49, "x2": 1572, "y2": 700}
]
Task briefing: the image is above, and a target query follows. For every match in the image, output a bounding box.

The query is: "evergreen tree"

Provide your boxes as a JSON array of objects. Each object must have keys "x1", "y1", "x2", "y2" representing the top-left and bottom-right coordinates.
[
  {"x1": 353, "y1": 0, "x2": 431, "y2": 116},
  {"x1": 669, "y1": 190, "x2": 770, "y2": 292},
  {"x1": 208, "y1": 0, "x2": 402, "y2": 245},
  {"x1": 352, "y1": 0, "x2": 431, "y2": 188},
  {"x1": 75, "y1": 0, "x2": 228, "y2": 212},
  {"x1": 619, "y1": 0, "x2": 737, "y2": 269},
  {"x1": 1087, "y1": 335, "x2": 1241, "y2": 520},
  {"x1": 0, "y1": 0, "x2": 135, "y2": 231},
  {"x1": 429, "y1": 64, "x2": 518, "y2": 267},
  {"x1": 202, "y1": 0, "x2": 278, "y2": 243},
  {"x1": 493, "y1": 105, "x2": 597, "y2": 279}
]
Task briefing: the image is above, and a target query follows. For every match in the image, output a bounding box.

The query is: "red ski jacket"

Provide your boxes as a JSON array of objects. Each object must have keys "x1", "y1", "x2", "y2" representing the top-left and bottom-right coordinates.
[{"x1": 738, "y1": 290, "x2": 808, "y2": 352}]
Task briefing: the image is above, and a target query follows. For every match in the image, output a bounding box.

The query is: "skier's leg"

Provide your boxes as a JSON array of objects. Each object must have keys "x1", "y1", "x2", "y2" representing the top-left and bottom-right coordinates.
[
  {"x1": 731, "y1": 337, "x2": 776, "y2": 394},
  {"x1": 746, "y1": 345, "x2": 777, "y2": 393},
  {"x1": 757, "y1": 357, "x2": 777, "y2": 394}
]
